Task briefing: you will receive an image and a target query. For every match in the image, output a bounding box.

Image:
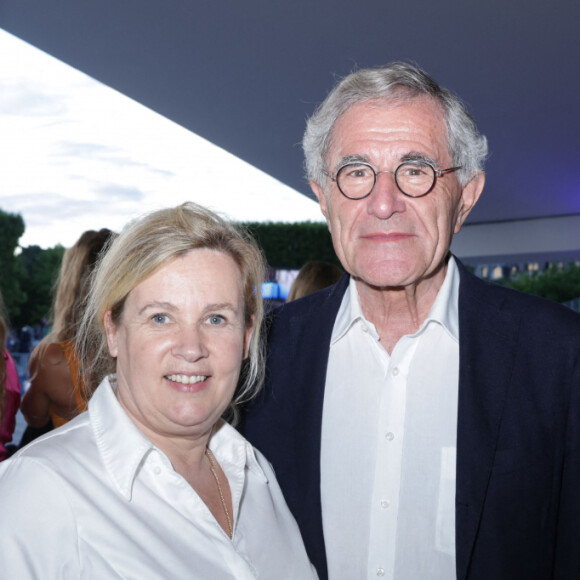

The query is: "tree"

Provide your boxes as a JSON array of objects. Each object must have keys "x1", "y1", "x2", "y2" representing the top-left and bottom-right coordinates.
[
  {"x1": 502, "y1": 263, "x2": 580, "y2": 304},
  {"x1": 15, "y1": 245, "x2": 65, "y2": 328},
  {"x1": 241, "y1": 221, "x2": 339, "y2": 269},
  {"x1": 0, "y1": 208, "x2": 26, "y2": 323}
]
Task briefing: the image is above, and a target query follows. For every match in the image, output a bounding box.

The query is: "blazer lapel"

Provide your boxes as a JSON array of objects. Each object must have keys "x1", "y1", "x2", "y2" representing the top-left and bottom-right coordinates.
[{"x1": 455, "y1": 262, "x2": 521, "y2": 580}]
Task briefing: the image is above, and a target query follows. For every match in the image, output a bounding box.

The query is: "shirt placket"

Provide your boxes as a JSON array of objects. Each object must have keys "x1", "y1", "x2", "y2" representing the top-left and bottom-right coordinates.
[{"x1": 368, "y1": 337, "x2": 416, "y2": 580}]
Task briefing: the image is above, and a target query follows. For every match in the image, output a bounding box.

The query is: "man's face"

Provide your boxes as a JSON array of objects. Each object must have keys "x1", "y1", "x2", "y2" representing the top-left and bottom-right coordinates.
[{"x1": 311, "y1": 98, "x2": 484, "y2": 290}]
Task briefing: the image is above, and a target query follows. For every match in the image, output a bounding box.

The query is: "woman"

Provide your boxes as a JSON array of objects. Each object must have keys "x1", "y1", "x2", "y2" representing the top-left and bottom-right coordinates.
[
  {"x1": 21, "y1": 228, "x2": 114, "y2": 430},
  {"x1": 0, "y1": 291, "x2": 21, "y2": 461},
  {"x1": 0, "y1": 202, "x2": 317, "y2": 579},
  {"x1": 287, "y1": 260, "x2": 343, "y2": 302}
]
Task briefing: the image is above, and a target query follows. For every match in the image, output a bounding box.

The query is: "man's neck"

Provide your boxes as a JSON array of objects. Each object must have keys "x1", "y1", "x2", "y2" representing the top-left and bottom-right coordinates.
[{"x1": 355, "y1": 264, "x2": 448, "y2": 354}]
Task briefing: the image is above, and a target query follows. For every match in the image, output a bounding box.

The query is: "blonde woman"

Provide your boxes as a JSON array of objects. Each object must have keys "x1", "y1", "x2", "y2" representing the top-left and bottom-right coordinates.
[{"x1": 0, "y1": 203, "x2": 317, "y2": 579}]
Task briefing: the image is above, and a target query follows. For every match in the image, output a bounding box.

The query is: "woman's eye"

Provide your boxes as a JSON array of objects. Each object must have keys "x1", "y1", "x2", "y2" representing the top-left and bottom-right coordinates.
[
  {"x1": 208, "y1": 314, "x2": 225, "y2": 326},
  {"x1": 152, "y1": 313, "x2": 169, "y2": 324}
]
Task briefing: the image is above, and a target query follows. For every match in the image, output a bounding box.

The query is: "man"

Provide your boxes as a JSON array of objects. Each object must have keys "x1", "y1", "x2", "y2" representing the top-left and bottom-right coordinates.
[{"x1": 242, "y1": 62, "x2": 580, "y2": 579}]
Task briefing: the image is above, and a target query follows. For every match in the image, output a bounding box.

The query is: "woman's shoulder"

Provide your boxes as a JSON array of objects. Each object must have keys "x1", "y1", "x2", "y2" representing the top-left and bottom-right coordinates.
[
  {"x1": 7, "y1": 415, "x2": 92, "y2": 468},
  {"x1": 43, "y1": 341, "x2": 67, "y2": 364},
  {"x1": 28, "y1": 339, "x2": 66, "y2": 372}
]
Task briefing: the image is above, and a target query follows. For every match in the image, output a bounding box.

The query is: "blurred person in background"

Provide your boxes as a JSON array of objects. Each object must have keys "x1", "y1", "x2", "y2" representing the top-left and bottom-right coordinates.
[
  {"x1": 21, "y1": 228, "x2": 115, "y2": 432},
  {"x1": 287, "y1": 261, "x2": 343, "y2": 302},
  {"x1": 0, "y1": 290, "x2": 21, "y2": 461}
]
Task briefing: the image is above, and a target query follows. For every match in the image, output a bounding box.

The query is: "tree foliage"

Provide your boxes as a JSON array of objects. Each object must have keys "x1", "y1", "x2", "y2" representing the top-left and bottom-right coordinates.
[
  {"x1": 0, "y1": 208, "x2": 26, "y2": 321},
  {"x1": 241, "y1": 221, "x2": 339, "y2": 269},
  {"x1": 502, "y1": 263, "x2": 580, "y2": 304},
  {"x1": 14, "y1": 245, "x2": 65, "y2": 328}
]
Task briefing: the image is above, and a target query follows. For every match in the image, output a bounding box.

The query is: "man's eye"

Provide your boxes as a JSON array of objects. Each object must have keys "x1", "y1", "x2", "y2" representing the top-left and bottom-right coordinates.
[
  {"x1": 400, "y1": 163, "x2": 430, "y2": 177},
  {"x1": 406, "y1": 167, "x2": 424, "y2": 176},
  {"x1": 344, "y1": 165, "x2": 372, "y2": 179},
  {"x1": 152, "y1": 314, "x2": 169, "y2": 324}
]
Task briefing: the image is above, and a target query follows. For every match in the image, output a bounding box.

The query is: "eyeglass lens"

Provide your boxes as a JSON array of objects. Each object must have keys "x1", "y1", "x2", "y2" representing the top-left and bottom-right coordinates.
[{"x1": 336, "y1": 162, "x2": 436, "y2": 199}]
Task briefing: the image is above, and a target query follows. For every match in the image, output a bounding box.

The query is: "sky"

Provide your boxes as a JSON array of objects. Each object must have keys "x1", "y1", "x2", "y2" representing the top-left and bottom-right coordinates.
[{"x1": 0, "y1": 29, "x2": 325, "y2": 250}]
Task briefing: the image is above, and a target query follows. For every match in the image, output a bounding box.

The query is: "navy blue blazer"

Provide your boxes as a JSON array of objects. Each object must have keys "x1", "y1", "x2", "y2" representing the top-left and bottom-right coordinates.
[{"x1": 241, "y1": 259, "x2": 580, "y2": 580}]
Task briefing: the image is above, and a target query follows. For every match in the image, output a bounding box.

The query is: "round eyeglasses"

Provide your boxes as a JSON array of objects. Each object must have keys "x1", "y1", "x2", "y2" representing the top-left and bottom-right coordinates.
[{"x1": 325, "y1": 161, "x2": 462, "y2": 200}]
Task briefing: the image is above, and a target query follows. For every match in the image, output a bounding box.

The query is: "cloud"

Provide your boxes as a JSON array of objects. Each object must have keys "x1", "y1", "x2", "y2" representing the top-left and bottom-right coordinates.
[
  {"x1": 0, "y1": 29, "x2": 324, "y2": 249},
  {"x1": 51, "y1": 141, "x2": 120, "y2": 158},
  {"x1": 94, "y1": 183, "x2": 145, "y2": 202},
  {"x1": 0, "y1": 78, "x2": 69, "y2": 117}
]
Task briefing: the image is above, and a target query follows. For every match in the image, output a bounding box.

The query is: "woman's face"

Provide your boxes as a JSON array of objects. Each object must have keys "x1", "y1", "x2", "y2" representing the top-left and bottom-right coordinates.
[{"x1": 104, "y1": 249, "x2": 253, "y2": 444}]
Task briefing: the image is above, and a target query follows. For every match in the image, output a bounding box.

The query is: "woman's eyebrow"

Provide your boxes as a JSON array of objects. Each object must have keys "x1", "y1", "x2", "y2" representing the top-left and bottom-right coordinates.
[{"x1": 138, "y1": 301, "x2": 175, "y2": 316}]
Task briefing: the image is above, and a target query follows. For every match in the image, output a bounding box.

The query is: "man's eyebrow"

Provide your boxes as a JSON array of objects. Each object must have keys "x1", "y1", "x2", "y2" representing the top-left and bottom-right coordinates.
[
  {"x1": 334, "y1": 154, "x2": 371, "y2": 170},
  {"x1": 400, "y1": 151, "x2": 438, "y2": 166}
]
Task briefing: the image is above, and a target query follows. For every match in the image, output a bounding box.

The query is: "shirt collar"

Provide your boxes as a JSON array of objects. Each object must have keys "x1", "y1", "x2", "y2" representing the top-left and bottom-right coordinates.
[
  {"x1": 331, "y1": 255, "x2": 460, "y2": 344},
  {"x1": 424, "y1": 255, "x2": 460, "y2": 341},
  {"x1": 89, "y1": 376, "x2": 267, "y2": 501},
  {"x1": 89, "y1": 376, "x2": 155, "y2": 501},
  {"x1": 208, "y1": 420, "x2": 269, "y2": 483}
]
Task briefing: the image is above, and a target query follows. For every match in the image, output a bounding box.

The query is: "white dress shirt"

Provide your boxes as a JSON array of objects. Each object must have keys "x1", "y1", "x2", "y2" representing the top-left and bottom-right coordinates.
[
  {"x1": 321, "y1": 257, "x2": 460, "y2": 580},
  {"x1": 0, "y1": 376, "x2": 318, "y2": 579}
]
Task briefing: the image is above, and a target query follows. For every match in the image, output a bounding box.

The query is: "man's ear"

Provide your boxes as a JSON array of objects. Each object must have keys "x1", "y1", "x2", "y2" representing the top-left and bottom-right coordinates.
[
  {"x1": 454, "y1": 172, "x2": 485, "y2": 233},
  {"x1": 103, "y1": 310, "x2": 119, "y2": 358},
  {"x1": 310, "y1": 180, "x2": 329, "y2": 222}
]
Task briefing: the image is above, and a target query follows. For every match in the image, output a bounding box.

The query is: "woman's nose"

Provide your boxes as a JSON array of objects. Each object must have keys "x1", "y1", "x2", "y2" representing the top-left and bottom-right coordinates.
[{"x1": 173, "y1": 326, "x2": 208, "y2": 361}]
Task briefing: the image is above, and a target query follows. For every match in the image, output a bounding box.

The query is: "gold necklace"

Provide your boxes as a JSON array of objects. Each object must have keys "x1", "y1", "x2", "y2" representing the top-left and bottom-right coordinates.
[{"x1": 205, "y1": 448, "x2": 233, "y2": 538}]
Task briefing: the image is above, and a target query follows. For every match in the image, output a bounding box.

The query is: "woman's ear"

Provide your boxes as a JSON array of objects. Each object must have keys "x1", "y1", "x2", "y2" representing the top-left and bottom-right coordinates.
[
  {"x1": 243, "y1": 315, "x2": 255, "y2": 359},
  {"x1": 103, "y1": 310, "x2": 119, "y2": 357}
]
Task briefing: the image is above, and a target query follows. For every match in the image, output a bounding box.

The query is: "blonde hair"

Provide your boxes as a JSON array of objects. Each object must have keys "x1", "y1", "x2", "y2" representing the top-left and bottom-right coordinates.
[
  {"x1": 77, "y1": 202, "x2": 266, "y2": 423},
  {"x1": 51, "y1": 229, "x2": 115, "y2": 343}
]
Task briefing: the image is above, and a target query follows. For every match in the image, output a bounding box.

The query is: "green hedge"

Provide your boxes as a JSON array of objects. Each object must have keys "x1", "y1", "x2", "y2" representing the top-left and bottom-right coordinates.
[{"x1": 240, "y1": 221, "x2": 339, "y2": 269}]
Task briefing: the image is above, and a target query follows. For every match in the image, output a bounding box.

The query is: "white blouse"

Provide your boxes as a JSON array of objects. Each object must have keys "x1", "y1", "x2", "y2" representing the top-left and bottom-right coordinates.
[{"x1": 0, "y1": 377, "x2": 317, "y2": 579}]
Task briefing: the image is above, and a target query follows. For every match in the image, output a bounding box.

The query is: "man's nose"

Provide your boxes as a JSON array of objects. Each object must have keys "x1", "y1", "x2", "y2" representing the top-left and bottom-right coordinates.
[{"x1": 366, "y1": 170, "x2": 406, "y2": 219}]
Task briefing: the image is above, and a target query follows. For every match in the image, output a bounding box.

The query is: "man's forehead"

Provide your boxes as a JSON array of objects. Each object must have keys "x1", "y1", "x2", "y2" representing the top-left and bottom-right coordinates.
[{"x1": 327, "y1": 96, "x2": 448, "y2": 163}]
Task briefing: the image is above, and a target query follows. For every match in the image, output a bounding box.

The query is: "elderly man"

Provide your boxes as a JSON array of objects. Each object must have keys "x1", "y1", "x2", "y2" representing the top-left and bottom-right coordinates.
[{"x1": 242, "y1": 62, "x2": 580, "y2": 580}]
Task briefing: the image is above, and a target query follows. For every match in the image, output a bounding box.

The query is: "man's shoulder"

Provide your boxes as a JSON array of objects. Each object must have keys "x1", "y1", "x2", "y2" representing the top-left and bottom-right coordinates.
[{"x1": 458, "y1": 263, "x2": 580, "y2": 334}]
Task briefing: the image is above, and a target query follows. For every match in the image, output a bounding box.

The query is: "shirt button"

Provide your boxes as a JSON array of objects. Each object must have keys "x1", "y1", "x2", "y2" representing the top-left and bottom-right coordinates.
[
  {"x1": 380, "y1": 500, "x2": 390, "y2": 509},
  {"x1": 392, "y1": 367, "x2": 399, "y2": 376},
  {"x1": 377, "y1": 568, "x2": 385, "y2": 577},
  {"x1": 153, "y1": 466, "x2": 161, "y2": 475},
  {"x1": 362, "y1": 325, "x2": 369, "y2": 333},
  {"x1": 385, "y1": 432, "x2": 394, "y2": 441}
]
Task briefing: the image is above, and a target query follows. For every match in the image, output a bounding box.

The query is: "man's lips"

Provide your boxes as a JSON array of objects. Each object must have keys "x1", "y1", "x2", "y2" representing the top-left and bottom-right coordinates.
[{"x1": 361, "y1": 231, "x2": 414, "y2": 242}]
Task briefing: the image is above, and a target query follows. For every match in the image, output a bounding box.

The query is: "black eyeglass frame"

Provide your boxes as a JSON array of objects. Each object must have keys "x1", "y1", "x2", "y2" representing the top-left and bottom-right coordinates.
[{"x1": 325, "y1": 160, "x2": 462, "y2": 200}]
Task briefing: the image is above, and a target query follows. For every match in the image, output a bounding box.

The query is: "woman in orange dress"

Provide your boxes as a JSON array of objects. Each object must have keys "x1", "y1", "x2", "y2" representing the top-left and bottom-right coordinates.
[{"x1": 21, "y1": 228, "x2": 115, "y2": 429}]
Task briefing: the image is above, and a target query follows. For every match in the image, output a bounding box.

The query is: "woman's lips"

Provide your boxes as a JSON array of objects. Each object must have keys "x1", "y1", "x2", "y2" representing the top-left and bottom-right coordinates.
[{"x1": 165, "y1": 374, "x2": 208, "y2": 385}]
